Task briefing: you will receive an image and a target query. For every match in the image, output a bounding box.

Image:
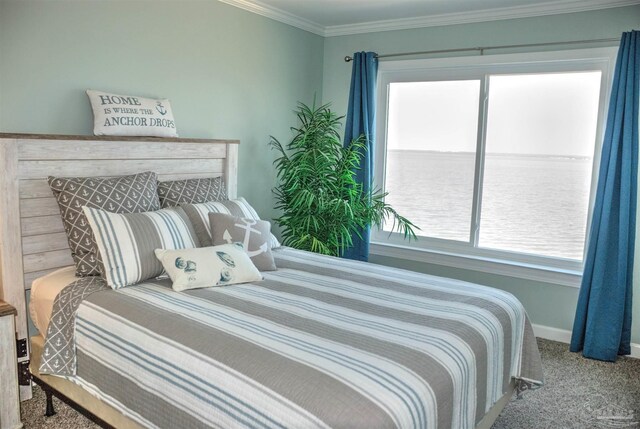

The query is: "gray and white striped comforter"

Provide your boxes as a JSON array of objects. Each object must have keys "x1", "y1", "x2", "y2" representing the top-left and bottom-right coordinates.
[{"x1": 50, "y1": 247, "x2": 543, "y2": 429}]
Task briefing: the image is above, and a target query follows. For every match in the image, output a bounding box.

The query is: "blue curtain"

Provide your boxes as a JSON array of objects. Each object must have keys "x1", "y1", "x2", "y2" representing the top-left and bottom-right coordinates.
[
  {"x1": 343, "y1": 51, "x2": 378, "y2": 261},
  {"x1": 570, "y1": 31, "x2": 639, "y2": 362}
]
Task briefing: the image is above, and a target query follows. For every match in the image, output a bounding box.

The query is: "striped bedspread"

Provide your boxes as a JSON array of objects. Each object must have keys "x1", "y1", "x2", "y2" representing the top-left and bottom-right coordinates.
[{"x1": 64, "y1": 247, "x2": 542, "y2": 429}]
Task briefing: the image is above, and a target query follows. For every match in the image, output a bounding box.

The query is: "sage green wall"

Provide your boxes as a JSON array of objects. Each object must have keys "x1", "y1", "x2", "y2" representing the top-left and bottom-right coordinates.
[
  {"x1": 0, "y1": 0, "x2": 324, "y2": 224},
  {"x1": 322, "y1": 6, "x2": 640, "y2": 342},
  {"x1": 0, "y1": 0, "x2": 323, "y2": 336}
]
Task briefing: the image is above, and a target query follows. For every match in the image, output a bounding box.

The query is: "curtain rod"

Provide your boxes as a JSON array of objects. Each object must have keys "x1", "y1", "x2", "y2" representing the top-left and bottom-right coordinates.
[{"x1": 343, "y1": 37, "x2": 620, "y2": 62}]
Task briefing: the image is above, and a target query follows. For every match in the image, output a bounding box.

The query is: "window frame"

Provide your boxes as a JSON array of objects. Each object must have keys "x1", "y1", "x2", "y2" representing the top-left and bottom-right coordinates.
[{"x1": 372, "y1": 47, "x2": 618, "y2": 287}]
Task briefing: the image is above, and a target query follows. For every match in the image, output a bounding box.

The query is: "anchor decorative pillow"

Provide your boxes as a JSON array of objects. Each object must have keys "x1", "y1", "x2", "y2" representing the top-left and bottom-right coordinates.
[
  {"x1": 209, "y1": 213, "x2": 277, "y2": 271},
  {"x1": 86, "y1": 89, "x2": 178, "y2": 137},
  {"x1": 181, "y1": 197, "x2": 281, "y2": 249}
]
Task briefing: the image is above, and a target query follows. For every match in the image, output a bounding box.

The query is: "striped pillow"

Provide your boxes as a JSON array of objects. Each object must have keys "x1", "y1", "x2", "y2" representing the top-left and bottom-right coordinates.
[
  {"x1": 181, "y1": 198, "x2": 280, "y2": 249},
  {"x1": 83, "y1": 206, "x2": 199, "y2": 289}
]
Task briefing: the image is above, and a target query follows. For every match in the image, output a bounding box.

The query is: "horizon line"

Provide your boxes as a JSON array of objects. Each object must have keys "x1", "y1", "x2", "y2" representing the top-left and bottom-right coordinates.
[{"x1": 387, "y1": 149, "x2": 592, "y2": 159}]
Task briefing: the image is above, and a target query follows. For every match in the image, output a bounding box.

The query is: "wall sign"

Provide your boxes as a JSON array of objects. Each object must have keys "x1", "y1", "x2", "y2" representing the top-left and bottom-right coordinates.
[{"x1": 87, "y1": 89, "x2": 178, "y2": 137}]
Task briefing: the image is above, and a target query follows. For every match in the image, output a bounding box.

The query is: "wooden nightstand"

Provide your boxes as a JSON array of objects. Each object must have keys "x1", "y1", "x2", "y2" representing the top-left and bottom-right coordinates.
[{"x1": 0, "y1": 300, "x2": 22, "y2": 429}]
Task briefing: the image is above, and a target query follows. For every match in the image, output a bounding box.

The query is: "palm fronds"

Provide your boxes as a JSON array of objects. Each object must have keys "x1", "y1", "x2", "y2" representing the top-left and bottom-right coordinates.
[{"x1": 270, "y1": 102, "x2": 418, "y2": 257}]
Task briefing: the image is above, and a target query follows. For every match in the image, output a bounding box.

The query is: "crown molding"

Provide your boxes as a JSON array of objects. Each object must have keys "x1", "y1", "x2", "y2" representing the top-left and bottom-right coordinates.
[
  {"x1": 323, "y1": 0, "x2": 640, "y2": 37},
  {"x1": 216, "y1": 0, "x2": 639, "y2": 38},
  {"x1": 216, "y1": 0, "x2": 325, "y2": 35}
]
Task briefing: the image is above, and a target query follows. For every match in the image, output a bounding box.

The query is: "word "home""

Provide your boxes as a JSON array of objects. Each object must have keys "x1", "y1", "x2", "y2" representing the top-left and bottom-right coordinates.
[{"x1": 99, "y1": 95, "x2": 142, "y2": 106}]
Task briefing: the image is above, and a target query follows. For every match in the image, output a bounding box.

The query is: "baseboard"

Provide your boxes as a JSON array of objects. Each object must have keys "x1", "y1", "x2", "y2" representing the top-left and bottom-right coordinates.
[
  {"x1": 532, "y1": 323, "x2": 640, "y2": 359},
  {"x1": 532, "y1": 323, "x2": 572, "y2": 343}
]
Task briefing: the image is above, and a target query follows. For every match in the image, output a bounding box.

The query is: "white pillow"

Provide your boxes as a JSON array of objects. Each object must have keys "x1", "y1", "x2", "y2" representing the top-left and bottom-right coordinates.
[
  {"x1": 86, "y1": 89, "x2": 178, "y2": 137},
  {"x1": 155, "y1": 243, "x2": 262, "y2": 292}
]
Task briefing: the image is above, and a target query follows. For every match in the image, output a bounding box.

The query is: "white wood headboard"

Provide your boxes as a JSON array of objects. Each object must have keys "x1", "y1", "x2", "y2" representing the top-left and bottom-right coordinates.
[{"x1": 0, "y1": 133, "x2": 239, "y2": 399}]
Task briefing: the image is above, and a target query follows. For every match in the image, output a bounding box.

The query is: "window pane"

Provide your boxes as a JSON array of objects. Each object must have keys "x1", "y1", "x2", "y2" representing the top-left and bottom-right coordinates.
[
  {"x1": 384, "y1": 80, "x2": 481, "y2": 241},
  {"x1": 479, "y1": 72, "x2": 602, "y2": 260}
]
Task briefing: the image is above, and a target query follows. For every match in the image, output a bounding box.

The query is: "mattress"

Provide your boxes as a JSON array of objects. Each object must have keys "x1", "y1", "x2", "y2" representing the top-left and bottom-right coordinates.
[
  {"x1": 29, "y1": 266, "x2": 78, "y2": 333},
  {"x1": 39, "y1": 247, "x2": 543, "y2": 429}
]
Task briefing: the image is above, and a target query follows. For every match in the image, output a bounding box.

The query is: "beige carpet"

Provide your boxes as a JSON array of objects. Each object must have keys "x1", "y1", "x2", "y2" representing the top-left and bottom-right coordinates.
[
  {"x1": 492, "y1": 339, "x2": 640, "y2": 429},
  {"x1": 20, "y1": 339, "x2": 640, "y2": 428},
  {"x1": 20, "y1": 383, "x2": 99, "y2": 428}
]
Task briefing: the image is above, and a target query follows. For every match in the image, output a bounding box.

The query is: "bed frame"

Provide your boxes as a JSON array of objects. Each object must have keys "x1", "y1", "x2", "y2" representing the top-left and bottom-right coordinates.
[
  {"x1": 0, "y1": 133, "x2": 238, "y2": 403},
  {"x1": 0, "y1": 133, "x2": 513, "y2": 428}
]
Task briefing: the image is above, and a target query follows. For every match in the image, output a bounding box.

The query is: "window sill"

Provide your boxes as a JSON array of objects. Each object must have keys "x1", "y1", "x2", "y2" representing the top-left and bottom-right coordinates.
[{"x1": 369, "y1": 241, "x2": 582, "y2": 288}]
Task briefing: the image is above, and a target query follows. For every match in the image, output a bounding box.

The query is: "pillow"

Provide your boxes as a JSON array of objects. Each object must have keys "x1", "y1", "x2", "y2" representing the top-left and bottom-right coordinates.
[
  {"x1": 86, "y1": 89, "x2": 178, "y2": 137},
  {"x1": 83, "y1": 206, "x2": 198, "y2": 289},
  {"x1": 181, "y1": 197, "x2": 281, "y2": 249},
  {"x1": 48, "y1": 171, "x2": 161, "y2": 277},
  {"x1": 158, "y1": 177, "x2": 227, "y2": 208},
  {"x1": 155, "y1": 243, "x2": 262, "y2": 292},
  {"x1": 209, "y1": 213, "x2": 276, "y2": 271}
]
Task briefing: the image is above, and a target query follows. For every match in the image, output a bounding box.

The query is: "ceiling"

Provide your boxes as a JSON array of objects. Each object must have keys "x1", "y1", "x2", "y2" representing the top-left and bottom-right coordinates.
[
  {"x1": 247, "y1": 0, "x2": 588, "y2": 27},
  {"x1": 218, "y1": 0, "x2": 639, "y2": 36}
]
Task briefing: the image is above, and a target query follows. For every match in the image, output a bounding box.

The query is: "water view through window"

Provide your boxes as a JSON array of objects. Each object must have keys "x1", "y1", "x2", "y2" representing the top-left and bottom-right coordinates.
[{"x1": 383, "y1": 71, "x2": 602, "y2": 261}]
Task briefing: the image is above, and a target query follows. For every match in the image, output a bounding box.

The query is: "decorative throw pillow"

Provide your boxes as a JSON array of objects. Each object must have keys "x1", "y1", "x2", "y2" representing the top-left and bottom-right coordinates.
[
  {"x1": 48, "y1": 171, "x2": 161, "y2": 277},
  {"x1": 83, "y1": 206, "x2": 198, "y2": 289},
  {"x1": 86, "y1": 89, "x2": 178, "y2": 137},
  {"x1": 155, "y1": 243, "x2": 262, "y2": 292},
  {"x1": 181, "y1": 197, "x2": 281, "y2": 249},
  {"x1": 209, "y1": 213, "x2": 276, "y2": 271},
  {"x1": 158, "y1": 177, "x2": 227, "y2": 208}
]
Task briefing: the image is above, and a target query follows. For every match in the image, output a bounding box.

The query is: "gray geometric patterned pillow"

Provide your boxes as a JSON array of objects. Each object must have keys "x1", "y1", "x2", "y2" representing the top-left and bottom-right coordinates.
[
  {"x1": 48, "y1": 171, "x2": 160, "y2": 277},
  {"x1": 158, "y1": 177, "x2": 227, "y2": 208}
]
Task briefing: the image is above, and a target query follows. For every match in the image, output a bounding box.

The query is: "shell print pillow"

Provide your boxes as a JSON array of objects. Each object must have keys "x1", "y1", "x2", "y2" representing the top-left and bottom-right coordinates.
[{"x1": 155, "y1": 243, "x2": 262, "y2": 292}]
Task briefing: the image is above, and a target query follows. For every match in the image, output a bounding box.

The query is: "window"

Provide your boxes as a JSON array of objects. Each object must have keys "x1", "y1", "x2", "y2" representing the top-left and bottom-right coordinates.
[
  {"x1": 374, "y1": 48, "x2": 617, "y2": 284},
  {"x1": 386, "y1": 80, "x2": 481, "y2": 242}
]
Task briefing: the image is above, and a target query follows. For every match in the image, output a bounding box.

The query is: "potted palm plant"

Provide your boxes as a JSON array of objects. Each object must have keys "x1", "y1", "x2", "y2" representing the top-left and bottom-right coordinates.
[{"x1": 270, "y1": 101, "x2": 417, "y2": 257}]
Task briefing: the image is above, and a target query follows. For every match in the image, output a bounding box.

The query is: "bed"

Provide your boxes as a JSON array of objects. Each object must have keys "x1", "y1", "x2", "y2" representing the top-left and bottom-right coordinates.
[{"x1": 0, "y1": 134, "x2": 542, "y2": 429}]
